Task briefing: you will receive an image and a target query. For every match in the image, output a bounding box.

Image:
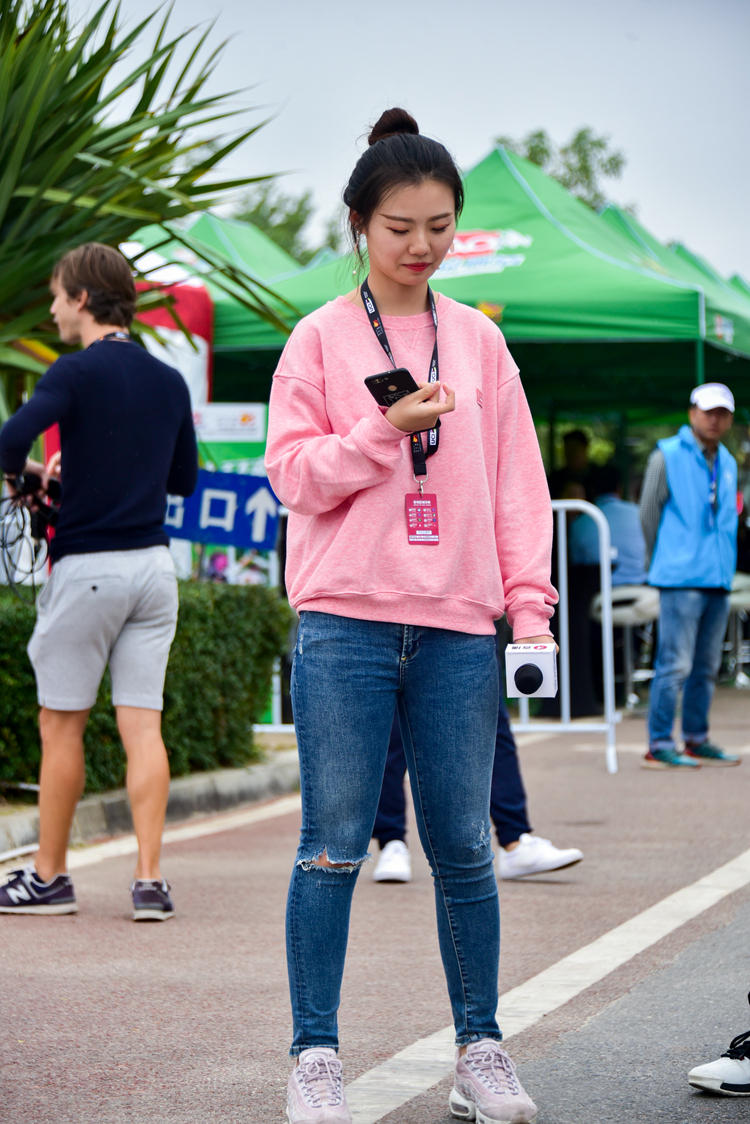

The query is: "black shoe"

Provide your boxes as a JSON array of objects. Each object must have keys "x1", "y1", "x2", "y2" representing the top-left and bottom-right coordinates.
[
  {"x1": 0, "y1": 867, "x2": 77, "y2": 915},
  {"x1": 130, "y1": 878, "x2": 174, "y2": 921}
]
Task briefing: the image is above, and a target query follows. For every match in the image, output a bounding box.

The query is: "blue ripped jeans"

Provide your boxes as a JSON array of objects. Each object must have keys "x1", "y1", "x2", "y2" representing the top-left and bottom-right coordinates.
[{"x1": 287, "y1": 611, "x2": 501, "y2": 1055}]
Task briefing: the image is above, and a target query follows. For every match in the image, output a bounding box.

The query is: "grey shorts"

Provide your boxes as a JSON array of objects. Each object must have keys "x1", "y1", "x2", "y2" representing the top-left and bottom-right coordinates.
[{"x1": 28, "y1": 546, "x2": 179, "y2": 711}]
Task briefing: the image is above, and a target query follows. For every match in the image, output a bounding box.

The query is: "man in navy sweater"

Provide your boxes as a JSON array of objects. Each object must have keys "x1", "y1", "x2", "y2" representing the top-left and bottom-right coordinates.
[{"x1": 0, "y1": 243, "x2": 197, "y2": 920}]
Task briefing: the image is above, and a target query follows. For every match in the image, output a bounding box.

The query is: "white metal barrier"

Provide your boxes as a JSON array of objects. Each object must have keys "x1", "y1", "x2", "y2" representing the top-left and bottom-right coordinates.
[{"x1": 510, "y1": 500, "x2": 619, "y2": 774}]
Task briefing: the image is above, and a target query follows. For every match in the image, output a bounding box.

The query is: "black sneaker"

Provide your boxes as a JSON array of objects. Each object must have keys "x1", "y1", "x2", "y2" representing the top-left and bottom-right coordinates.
[
  {"x1": 0, "y1": 867, "x2": 77, "y2": 915},
  {"x1": 130, "y1": 878, "x2": 174, "y2": 922}
]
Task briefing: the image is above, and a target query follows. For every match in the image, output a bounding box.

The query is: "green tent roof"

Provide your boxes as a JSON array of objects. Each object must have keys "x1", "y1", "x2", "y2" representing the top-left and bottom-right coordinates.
[
  {"x1": 433, "y1": 149, "x2": 705, "y2": 345},
  {"x1": 128, "y1": 214, "x2": 301, "y2": 347},
  {"x1": 132, "y1": 213, "x2": 299, "y2": 282},
  {"x1": 731, "y1": 274, "x2": 750, "y2": 301},
  {"x1": 248, "y1": 148, "x2": 750, "y2": 351},
  {"x1": 600, "y1": 206, "x2": 750, "y2": 356},
  {"x1": 181, "y1": 214, "x2": 300, "y2": 351},
  {"x1": 185, "y1": 213, "x2": 299, "y2": 281},
  {"x1": 143, "y1": 152, "x2": 750, "y2": 419}
]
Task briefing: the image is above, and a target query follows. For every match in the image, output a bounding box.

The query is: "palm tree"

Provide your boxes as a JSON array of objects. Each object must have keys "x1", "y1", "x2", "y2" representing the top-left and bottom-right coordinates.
[{"x1": 0, "y1": 0, "x2": 293, "y2": 419}]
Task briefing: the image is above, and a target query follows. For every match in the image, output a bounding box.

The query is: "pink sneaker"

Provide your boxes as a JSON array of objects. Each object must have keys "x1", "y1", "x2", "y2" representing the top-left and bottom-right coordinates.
[
  {"x1": 450, "y1": 1039, "x2": 537, "y2": 1123},
  {"x1": 286, "y1": 1048, "x2": 352, "y2": 1123}
]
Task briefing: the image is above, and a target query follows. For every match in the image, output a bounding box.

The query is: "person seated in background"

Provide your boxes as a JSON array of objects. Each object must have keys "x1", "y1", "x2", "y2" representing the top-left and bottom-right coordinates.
[
  {"x1": 568, "y1": 462, "x2": 647, "y2": 585},
  {"x1": 540, "y1": 474, "x2": 601, "y2": 717},
  {"x1": 547, "y1": 428, "x2": 596, "y2": 501}
]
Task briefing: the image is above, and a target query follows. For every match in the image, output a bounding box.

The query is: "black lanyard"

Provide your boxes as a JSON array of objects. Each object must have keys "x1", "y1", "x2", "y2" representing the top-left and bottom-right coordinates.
[{"x1": 360, "y1": 279, "x2": 440, "y2": 479}]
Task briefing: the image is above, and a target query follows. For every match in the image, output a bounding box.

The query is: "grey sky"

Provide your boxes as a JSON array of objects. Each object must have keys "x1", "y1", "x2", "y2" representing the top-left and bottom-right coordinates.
[{"x1": 72, "y1": 0, "x2": 750, "y2": 279}]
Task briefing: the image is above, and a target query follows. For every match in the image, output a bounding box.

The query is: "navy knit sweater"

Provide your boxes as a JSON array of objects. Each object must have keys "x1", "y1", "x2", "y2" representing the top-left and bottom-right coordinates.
[{"x1": 0, "y1": 338, "x2": 198, "y2": 562}]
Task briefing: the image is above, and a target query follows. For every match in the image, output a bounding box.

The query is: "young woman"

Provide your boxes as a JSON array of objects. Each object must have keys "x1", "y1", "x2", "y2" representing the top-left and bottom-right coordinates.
[{"x1": 266, "y1": 108, "x2": 556, "y2": 1124}]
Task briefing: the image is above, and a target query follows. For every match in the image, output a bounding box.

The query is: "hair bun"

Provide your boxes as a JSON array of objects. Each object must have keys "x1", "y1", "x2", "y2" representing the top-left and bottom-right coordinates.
[{"x1": 368, "y1": 107, "x2": 419, "y2": 147}]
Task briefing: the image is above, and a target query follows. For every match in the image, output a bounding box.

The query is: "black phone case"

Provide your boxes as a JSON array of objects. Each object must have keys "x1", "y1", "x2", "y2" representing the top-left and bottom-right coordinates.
[{"x1": 364, "y1": 368, "x2": 419, "y2": 408}]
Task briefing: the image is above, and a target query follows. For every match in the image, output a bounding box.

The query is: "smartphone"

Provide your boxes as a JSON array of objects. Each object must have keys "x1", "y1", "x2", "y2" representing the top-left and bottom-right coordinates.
[{"x1": 364, "y1": 368, "x2": 419, "y2": 408}]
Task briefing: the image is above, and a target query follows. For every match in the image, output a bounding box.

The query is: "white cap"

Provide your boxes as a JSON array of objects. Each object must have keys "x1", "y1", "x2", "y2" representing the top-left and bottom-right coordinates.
[{"x1": 690, "y1": 382, "x2": 735, "y2": 413}]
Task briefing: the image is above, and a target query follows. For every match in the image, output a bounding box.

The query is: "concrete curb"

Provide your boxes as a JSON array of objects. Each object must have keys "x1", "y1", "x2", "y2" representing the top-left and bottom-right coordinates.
[{"x1": 0, "y1": 747, "x2": 300, "y2": 858}]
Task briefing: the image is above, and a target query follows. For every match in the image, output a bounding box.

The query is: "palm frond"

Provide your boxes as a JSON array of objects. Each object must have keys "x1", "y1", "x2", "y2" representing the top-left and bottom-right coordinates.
[{"x1": 0, "y1": 0, "x2": 295, "y2": 385}]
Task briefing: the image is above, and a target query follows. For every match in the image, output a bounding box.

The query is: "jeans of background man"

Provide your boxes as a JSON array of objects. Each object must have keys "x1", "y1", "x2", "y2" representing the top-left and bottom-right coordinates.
[
  {"x1": 287, "y1": 611, "x2": 501, "y2": 1054},
  {"x1": 374, "y1": 693, "x2": 532, "y2": 850},
  {"x1": 648, "y1": 588, "x2": 731, "y2": 751}
]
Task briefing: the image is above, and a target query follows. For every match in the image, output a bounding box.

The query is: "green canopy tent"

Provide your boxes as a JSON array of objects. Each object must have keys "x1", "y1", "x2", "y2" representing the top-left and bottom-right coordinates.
[
  {"x1": 731, "y1": 274, "x2": 750, "y2": 302},
  {"x1": 128, "y1": 214, "x2": 302, "y2": 400},
  {"x1": 430, "y1": 149, "x2": 748, "y2": 420},
  {"x1": 600, "y1": 206, "x2": 750, "y2": 353},
  {"x1": 175, "y1": 214, "x2": 303, "y2": 401},
  {"x1": 132, "y1": 212, "x2": 299, "y2": 288},
  {"x1": 163, "y1": 151, "x2": 750, "y2": 423}
]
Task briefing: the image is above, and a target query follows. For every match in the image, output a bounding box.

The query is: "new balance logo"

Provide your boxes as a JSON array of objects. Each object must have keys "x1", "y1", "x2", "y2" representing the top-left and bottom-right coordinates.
[{"x1": 7, "y1": 883, "x2": 33, "y2": 904}]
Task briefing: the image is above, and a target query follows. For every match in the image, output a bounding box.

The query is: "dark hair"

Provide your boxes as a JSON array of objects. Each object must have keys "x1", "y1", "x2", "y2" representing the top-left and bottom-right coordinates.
[
  {"x1": 594, "y1": 461, "x2": 622, "y2": 496},
  {"x1": 562, "y1": 428, "x2": 589, "y2": 448},
  {"x1": 52, "y1": 243, "x2": 136, "y2": 327},
  {"x1": 343, "y1": 108, "x2": 464, "y2": 260}
]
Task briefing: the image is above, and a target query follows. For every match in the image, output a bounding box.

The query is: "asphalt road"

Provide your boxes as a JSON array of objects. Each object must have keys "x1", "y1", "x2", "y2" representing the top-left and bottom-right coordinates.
[{"x1": 2, "y1": 686, "x2": 750, "y2": 1123}]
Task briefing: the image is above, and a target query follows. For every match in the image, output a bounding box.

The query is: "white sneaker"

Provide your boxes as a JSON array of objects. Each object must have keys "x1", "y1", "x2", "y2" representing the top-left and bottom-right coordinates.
[
  {"x1": 688, "y1": 1027, "x2": 750, "y2": 1096},
  {"x1": 497, "y1": 833, "x2": 583, "y2": 880},
  {"x1": 372, "y1": 839, "x2": 412, "y2": 882}
]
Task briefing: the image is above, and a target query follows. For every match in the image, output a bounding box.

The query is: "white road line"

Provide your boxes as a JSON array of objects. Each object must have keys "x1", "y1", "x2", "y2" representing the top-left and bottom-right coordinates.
[
  {"x1": 66, "y1": 794, "x2": 302, "y2": 869},
  {"x1": 345, "y1": 847, "x2": 750, "y2": 1122},
  {"x1": 44, "y1": 791, "x2": 750, "y2": 1121}
]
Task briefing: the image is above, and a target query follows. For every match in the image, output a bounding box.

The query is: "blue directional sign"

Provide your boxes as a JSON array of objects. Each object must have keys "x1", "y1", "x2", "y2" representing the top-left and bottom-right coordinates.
[{"x1": 165, "y1": 469, "x2": 281, "y2": 550}]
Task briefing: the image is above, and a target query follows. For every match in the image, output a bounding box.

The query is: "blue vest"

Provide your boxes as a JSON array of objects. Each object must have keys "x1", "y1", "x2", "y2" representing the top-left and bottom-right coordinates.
[{"x1": 648, "y1": 425, "x2": 737, "y2": 589}]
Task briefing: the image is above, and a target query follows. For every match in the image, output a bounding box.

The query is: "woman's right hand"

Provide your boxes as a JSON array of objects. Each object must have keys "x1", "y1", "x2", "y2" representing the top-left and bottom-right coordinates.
[{"x1": 385, "y1": 381, "x2": 455, "y2": 434}]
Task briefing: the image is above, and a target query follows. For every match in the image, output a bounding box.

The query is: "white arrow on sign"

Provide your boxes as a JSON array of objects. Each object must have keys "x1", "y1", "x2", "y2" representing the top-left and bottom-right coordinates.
[{"x1": 245, "y1": 487, "x2": 278, "y2": 542}]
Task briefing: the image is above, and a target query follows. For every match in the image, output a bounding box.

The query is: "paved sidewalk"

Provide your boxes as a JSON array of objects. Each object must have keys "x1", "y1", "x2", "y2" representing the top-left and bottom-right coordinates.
[
  {"x1": 2, "y1": 688, "x2": 749, "y2": 1122},
  {"x1": 0, "y1": 732, "x2": 300, "y2": 858}
]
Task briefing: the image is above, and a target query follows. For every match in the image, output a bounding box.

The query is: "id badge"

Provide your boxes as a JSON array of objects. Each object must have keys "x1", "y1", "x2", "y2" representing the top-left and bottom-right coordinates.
[{"x1": 405, "y1": 493, "x2": 439, "y2": 544}]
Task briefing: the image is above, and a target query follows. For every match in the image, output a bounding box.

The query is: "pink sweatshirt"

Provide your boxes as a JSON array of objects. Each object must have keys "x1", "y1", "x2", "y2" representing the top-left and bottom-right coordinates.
[{"x1": 265, "y1": 294, "x2": 557, "y2": 638}]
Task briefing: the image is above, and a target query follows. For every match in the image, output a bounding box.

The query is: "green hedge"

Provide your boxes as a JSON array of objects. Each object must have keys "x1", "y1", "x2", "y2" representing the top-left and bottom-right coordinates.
[{"x1": 0, "y1": 581, "x2": 294, "y2": 793}]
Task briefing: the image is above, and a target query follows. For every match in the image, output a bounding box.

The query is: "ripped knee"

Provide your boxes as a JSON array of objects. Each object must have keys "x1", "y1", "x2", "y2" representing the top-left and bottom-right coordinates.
[
  {"x1": 297, "y1": 847, "x2": 367, "y2": 875},
  {"x1": 471, "y1": 820, "x2": 493, "y2": 854}
]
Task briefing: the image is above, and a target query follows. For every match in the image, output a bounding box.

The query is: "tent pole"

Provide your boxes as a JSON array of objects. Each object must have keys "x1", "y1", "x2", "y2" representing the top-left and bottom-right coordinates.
[
  {"x1": 695, "y1": 291, "x2": 706, "y2": 385},
  {"x1": 547, "y1": 407, "x2": 557, "y2": 470},
  {"x1": 695, "y1": 339, "x2": 705, "y2": 386},
  {"x1": 616, "y1": 411, "x2": 630, "y2": 499}
]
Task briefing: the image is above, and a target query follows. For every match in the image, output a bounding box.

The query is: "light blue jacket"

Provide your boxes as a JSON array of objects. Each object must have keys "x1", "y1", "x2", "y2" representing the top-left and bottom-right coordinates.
[{"x1": 648, "y1": 425, "x2": 737, "y2": 589}]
